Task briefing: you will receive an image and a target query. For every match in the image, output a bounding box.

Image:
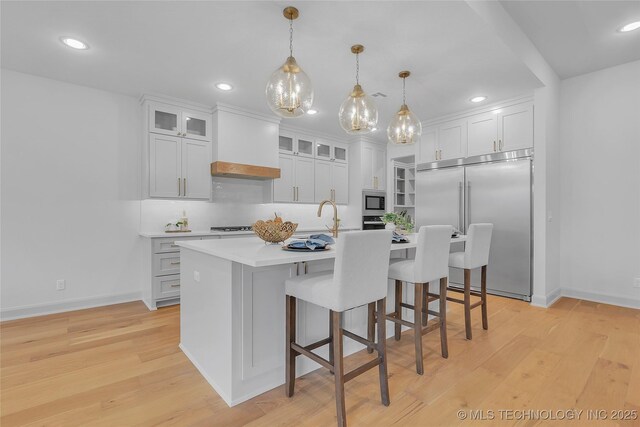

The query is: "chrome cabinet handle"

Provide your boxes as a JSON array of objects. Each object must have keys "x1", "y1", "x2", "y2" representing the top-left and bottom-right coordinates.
[
  {"x1": 292, "y1": 186, "x2": 296, "y2": 201},
  {"x1": 177, "y1": 131, "x2": 181, "y2": 136},
  {"x1": 435, "y1": 150, "x2": 438, "y2": 160},
  {"x1": 170, "y1": 244, "x2": 178, "y2": 248},
  {"x1": 170, "y1": 261, "x2": 181, "y2": 265},
  {"x1": 183, "y1": 178, "x2": 186, "y2": 196},
  {"x1": 178, "y1": 178, "x2": 181, "y2": 196},
  {"x1": 170, "y1": 283, "x2": 181, "y2": 288},
  {"x1": 499, "y1": 139, "x2": 503, "y2": 151}
]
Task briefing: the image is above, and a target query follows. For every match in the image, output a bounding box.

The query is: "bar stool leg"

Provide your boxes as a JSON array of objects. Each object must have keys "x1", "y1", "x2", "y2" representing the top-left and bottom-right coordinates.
[
  {"x1": 439, "y1": 277, "x2": 449, "y2": 358},
  {"x1": 421, "y1": 285, "x2": 428, "y2": 326},
  {"x1": 481, "y1": 265, "x2": 488, "y2": 330},
  {"x1": 285, "y1": 295, "x2": 296, "y2": 397},
  {"x1": 332, "y1": 311, "x2": 346, "y2": 427},
  {"x1": 464, "y1": 269, "x2": 472, "y2": 340},
  {"x1": 329, "y1": 310, "x2": 335, "y2": 372},
  {"x1": 376, "y1": 298, "x2": 390, "y2": 406},
  {"x1": 413, "y1": 283, "x2": 424, "y2": 375},
  {"x1": 394, "y1": 280, "x2": 402, "y2": 341},
  {"x1": 367, "y1": 302, "x2": 375, "y2": 354}
]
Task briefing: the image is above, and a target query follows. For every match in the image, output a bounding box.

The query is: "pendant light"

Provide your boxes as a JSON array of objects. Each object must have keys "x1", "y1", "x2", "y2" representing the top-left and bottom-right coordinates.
[
  {"x1": 338, "y1": 45, "x2": 378, "y2": 134},
  {"x1": 265, "y1": 6, "x2": 313, "y2": 117},
  {"x1": 387, "y1": 71, "x2": 422, "y2": 145}
]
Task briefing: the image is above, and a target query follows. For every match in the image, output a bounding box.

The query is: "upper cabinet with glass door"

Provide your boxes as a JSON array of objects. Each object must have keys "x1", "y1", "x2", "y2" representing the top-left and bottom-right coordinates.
[
  {"x1": 279, "y1": 131, "x2": 314, "y2": 158},
  {"x1": 316, "y1": 139, "x2": 348, "y2": 163},
  {"x1": 149, "y1": 103, "x2": 212, "y2": 142}
]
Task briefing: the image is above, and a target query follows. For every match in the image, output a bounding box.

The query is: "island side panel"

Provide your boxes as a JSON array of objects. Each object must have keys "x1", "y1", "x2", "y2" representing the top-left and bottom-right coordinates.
[{"x1": 179, "y1": 247, "x2": 234, "y2": 405}]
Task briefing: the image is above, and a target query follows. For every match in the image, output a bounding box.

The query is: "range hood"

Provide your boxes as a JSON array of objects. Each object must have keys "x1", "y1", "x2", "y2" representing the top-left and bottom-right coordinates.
[
  {"x1": 211, "y1": 161, "x2": 280, "y2": 180},
  {"x1": 211, "y1": 103, "x2": 282, "y2": 180}
]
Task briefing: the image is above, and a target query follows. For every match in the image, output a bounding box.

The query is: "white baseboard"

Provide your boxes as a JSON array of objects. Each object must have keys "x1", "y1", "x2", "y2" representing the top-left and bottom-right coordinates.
[
  {"x1": 561, "y1": 288, "x2": 640, "y2": 310},
  {"x1": 530, "y1": 287, "x2": 562, "y2": 308},
  {"x1": 0, "y1": 291, "x2": 142, "y2": 321}
]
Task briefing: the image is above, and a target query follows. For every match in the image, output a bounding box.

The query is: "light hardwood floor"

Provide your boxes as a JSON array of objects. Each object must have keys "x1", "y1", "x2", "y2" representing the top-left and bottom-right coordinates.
[{"x1": 1, "y1": 296, "x2": 639, "y2": 426}]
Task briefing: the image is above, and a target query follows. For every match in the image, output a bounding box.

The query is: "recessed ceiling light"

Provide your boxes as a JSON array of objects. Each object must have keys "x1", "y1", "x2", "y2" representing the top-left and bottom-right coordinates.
[
  {"x1": 470, "y1": 96, "x2": 487, "y2": 103},
  {"x1": 619, "y1": 21, "x2": 640, "y2": 32},
  {"x1": 215, "y1": 82, "x2": 233, "y2": 91},
  {"x1": 60, "y1": 37, "x2": 88, "y2": 50},
  {"x1": 306, "y1": 109, "x2": 318, "y2": 115}
]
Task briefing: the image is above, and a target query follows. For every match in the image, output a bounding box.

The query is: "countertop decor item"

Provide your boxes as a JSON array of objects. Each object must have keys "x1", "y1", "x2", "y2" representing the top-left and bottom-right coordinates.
[
  {"x1": 380, "y1": 211, "x2": 414, "y2": 233},
  {"x1": 265, "y1": 6, "x2": 313, "y2": 117},
  {"x1": 338, "y1": 44, "x2": 377, "y2": 134},
  {"x1": 387, "y1": 71, "x2": 422, "y2": 145},
  {"x1": 253, "y1": 214, "x2": 298, "y2": 244}
]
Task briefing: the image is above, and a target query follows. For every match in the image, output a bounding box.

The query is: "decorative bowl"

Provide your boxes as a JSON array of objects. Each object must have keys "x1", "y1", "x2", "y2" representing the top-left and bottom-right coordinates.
[{"x1": 252, "y1": 220, "x2": 298, "y2": 244}]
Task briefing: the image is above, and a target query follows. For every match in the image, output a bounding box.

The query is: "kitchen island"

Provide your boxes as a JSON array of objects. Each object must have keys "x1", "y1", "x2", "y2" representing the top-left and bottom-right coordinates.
[{"x1": 176, "y1": 233, "x2": 466, "y2": 406}]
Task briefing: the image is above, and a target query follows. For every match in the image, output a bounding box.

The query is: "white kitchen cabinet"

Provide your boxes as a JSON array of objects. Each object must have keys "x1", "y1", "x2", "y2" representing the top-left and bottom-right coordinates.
[
  {"x1": 149, "y1": 134, "x2": 182, "y2": 198},
  {"x1": 417, "y1": 120, "x2": 466, "y2": 162},
  {"x1": 497, "y1": 103, "x2": 534, "y2": 152},
  {"x1": 182, "y1": 139, "x2": 211, "y2": 199},
  {"x1": 362, "y1": 142, "x2": 386, "y2": 190},
  {"x1": 149, "y1": 103, "x2": 212, "y2": 142},
  {"x1": 417, "y1": 125, "x2": 438, "y2": 164},
  {"x1": 437, "y1": 119, "x2": 467, "y2": 160},
  {"x1": 467, "y1": 102, "x2": 533, "y2": 156},
  {"x1": 467, "y1": 112, "x2": 498, "y2": 157},
  {"x1": 149, "y1": 134, "x2": 210, "y2": 200},
  {"x1": 314, "y1": 160, "x2": 349, "y2": 204},
  {"x1": 316, "y1": 139, "x2": 349, "y2": 163},
  {"x1": 273, "y1": 154, "x2": 315, "y2": 203},
  {"x1": 279, "y1": 131, "x2": 314, "y2": 158}
]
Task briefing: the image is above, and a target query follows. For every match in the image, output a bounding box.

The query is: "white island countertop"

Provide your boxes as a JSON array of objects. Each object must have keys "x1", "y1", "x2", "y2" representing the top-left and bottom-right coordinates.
[
  {"x1": 176, "y1": 233, "x2": 466, "y2": 267},
  {"x1": 139, "y1": 226, "x2": 361, "y2": 238}
]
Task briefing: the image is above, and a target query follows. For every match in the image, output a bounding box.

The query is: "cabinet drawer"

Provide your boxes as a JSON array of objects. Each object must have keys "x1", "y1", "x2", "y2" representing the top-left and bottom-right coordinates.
[
  {"x1": 153, "y1": 253, "x2": 182, "y2": 276},
  {"x1": 152, "y1": 236, "x2": 200, "y2": 253},
  {"x1": 153, "y1": 274, "x2": 181, "y2": 300}
]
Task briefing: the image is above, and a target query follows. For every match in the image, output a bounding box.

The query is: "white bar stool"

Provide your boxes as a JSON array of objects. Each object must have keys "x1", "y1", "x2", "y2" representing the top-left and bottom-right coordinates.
[
  {"x1": 447, "y1": 223, "x2": 493, "y2": 340},
  {"x1": 372, "y1": 225, "x2": 452, "y2": 375},
  {"x1": 285, "y1": 230, "x2": 393, "y2": 427}
]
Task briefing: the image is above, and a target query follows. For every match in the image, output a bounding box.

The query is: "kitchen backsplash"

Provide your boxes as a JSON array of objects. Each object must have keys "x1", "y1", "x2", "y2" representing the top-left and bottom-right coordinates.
[{"x1": 140, "y1": 199, "x2": 359, "y2": 232}]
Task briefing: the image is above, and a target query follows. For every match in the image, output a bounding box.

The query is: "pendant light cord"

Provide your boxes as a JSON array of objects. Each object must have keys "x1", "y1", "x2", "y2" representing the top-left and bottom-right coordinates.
[
  {"x1": 355, "y1": 52, "x2": 360, "y2": 85},
  {"x1": 402, "y1": 77, "x2": 406, "y2": 105},
  {"x1": 289, "y1": 18, "x2": 294, "y2": 57}
]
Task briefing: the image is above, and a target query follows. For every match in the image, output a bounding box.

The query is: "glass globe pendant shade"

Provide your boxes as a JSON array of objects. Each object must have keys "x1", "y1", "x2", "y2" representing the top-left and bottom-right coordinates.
[
  {"x1": 266, "y1": 56, "x2": 313, "y2": 118},
  {"x1": 339, "y1": 84, "x2": 378, "y2": 134},
  {"x1": 387, "y1": 104, "x2": 422, "y2": 145}
]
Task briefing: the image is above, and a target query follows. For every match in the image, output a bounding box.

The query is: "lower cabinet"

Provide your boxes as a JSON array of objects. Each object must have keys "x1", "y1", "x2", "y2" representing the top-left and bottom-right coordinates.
[{"x1": 143, "y1": 235, "x2": 218, "y2": 310}]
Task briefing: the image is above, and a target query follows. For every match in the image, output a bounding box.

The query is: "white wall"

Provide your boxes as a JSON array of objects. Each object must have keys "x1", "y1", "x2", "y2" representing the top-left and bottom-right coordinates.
[
  {"x1": 1, "y1": 70, "x2": 143, "y2": 318},
  {"x1": 559, "y1": 60, "x2": 640, "y2": 308}
]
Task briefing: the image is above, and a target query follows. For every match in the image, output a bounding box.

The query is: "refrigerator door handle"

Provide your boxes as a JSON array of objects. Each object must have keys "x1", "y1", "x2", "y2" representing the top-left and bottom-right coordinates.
[
  {"x1": 458, "y1": 182, "x2": 464, "y2": 233},
  {"x1": 466, "y1": 181, "x2": 471, "y2": 229}
]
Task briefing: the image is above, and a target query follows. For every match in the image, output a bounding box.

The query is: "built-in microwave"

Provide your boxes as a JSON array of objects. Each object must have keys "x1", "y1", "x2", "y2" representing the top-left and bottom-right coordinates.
[{"x1": 362, "y1": 190, "x2": 386, "y2": 216}]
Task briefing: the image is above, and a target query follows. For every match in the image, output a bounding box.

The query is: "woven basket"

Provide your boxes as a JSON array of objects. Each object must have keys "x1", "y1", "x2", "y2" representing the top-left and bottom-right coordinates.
[{"x1": 252, "y1": 220, "x2": 298, "y2": 244}]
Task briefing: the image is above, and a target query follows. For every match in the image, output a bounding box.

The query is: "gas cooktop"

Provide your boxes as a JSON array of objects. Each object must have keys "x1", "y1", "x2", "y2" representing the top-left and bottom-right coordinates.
[{"x1": 210, "y1": 226, "x2": 253, "y2": 232}]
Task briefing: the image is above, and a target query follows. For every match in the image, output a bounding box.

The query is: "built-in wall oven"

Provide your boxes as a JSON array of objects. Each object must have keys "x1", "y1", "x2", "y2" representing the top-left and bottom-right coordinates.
[{"x1": 362, "y1": 190, "x2": 386, "y2": 230}]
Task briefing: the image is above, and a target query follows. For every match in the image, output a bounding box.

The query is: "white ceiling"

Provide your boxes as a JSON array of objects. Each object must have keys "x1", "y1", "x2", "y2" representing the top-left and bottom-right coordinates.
[
  {"x1": 501, "y1": 0, "x2": 640, "y2": 79},
  {"x1": 1, "y1": 1, "x2": 544, "y2": 141}
]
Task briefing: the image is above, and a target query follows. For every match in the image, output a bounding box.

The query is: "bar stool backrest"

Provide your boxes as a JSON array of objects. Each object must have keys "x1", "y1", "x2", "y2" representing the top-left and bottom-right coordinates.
[
  {"x1": 414, "y1": 225, "x2": 453, "y2": 283},
  {"x1": 332, "y1": 230, "x2": 393, "y2": 312},
  {"x1": 464, "y1": 223, "x2": 493, "y2": 269}
]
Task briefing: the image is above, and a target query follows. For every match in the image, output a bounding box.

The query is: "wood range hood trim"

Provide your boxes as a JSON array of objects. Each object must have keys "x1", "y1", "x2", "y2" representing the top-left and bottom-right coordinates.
[{"x1": 211, "y1": 161, "x2": 281, "y2": 180}]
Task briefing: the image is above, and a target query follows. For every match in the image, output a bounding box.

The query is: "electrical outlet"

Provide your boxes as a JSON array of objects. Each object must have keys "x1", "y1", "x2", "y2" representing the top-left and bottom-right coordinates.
[
  {"x1": 56, "y1": 279, "x2": 66, "y2": 290},
  {"x1": 193, "y1": 271, "x2": 200, "y2": 283},
  {"x1": 634, "y1": 278, "x2": 640, "y2": 288}
]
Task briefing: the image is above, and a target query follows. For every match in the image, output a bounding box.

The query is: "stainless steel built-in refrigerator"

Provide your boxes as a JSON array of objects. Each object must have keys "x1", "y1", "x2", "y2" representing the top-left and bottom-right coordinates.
[{"x1": 416, "y1": 149, "x2": 532, "y2": 301}]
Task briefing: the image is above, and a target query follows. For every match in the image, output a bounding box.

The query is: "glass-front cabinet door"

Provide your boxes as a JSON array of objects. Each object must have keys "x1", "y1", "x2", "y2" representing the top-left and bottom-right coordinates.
[
  {"x1": 316, "y1": 140, "x2": 332, "y2": 160},
  {"x1": 333, "y1": 145, "x2": 348, "y2": 163},
  {"x1": 296, "y1": 135, "x2": 314, "y2": 158},
  {"x1": 150, "y1": 104, "x2": 181, "y2": 137},
  {"x1": 181, "y1": 110, "x2": 211, "y2": 142},
  {"x1": 279, "y1": 132, "x2": 295, "y2": 155}
]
